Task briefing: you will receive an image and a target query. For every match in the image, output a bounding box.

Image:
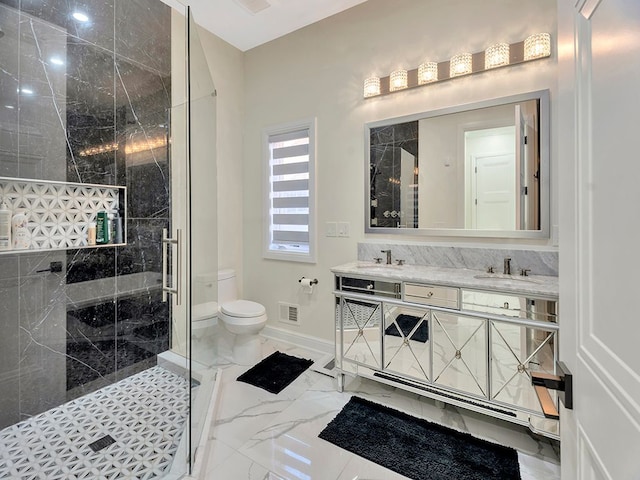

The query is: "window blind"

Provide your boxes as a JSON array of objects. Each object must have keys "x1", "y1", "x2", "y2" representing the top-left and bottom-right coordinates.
[{"x1": 268, "y1": 128, "x2": 310, "y2": 254}]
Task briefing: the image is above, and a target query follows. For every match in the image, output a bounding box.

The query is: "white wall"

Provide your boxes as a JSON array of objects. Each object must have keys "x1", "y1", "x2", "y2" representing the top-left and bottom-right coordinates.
[
  {"x1": 196, "y1": 25, "x2": 245, "y2": 292},
  {"x1": 239, "y1": 0, "x2": 557, "y2": 343}
]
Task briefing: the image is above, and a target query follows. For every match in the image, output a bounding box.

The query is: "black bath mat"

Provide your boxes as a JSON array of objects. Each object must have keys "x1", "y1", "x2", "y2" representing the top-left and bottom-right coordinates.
[
  {"x1": 319, "y1": 396, "x2": 521, "y2": 480},
  {"x1": 384, "y1": 314, "x2": 429, "y2": 343},
  {"x1": 236, "y1": 351, "x2": 313, "y2": 394}
]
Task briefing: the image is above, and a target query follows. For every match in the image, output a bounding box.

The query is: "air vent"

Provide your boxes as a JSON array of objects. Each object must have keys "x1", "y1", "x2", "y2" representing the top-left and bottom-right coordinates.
[
  {"x1": 233, "y1": 0, "x2": 271, "y2": 14},
  {"x1": 279, "y1": 302, "x2": 299, "y2": 325}
]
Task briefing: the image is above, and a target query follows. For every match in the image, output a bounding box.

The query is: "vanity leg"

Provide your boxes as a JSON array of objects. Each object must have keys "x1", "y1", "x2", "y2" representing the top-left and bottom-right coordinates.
[{"x1": 337, "y1": 372, "x2": 345, "y2": 392}]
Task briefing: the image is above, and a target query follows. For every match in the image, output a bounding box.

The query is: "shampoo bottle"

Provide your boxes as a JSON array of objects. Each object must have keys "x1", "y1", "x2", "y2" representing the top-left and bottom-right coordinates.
[
  {"x1": 96, "y1": 211, "x2": 110, "y2": 244},
  {"x1": 11, "y1": 212, "x2": 29, "y2": 250},
  {"x1": 0, "y1": 199, "x2": 12, "y2": 251}
]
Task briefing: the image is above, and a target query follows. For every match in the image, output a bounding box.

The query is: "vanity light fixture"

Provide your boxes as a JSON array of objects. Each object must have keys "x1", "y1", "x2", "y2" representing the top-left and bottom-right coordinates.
[
  {"x1": 418, "y1": 62, "x2": 438, "y2": 84},
  {"x1": 449, "y1": 53, "x2": 472, "y2": 77},
  {"x1": 524, "y1": 33, "x2": 551, "y2": 60},
  {"x1": 79, "y1": 143, "x2": 119, "y2": 157},
  {"x1": 389, "y1": 69, "x2": 408, "y2": 91},
  {"x1": 485, "y1": 43, "x2": 510, "y2": 69},
  {"x1": 124, "y1": 137, "x2": 167, "y2": 155},
  {"x1": 363, "y1": 76, "x2": 381, "y2": 97},
  {"x1": 362, "y1": 32, "x2": 551, "y2": 98}
]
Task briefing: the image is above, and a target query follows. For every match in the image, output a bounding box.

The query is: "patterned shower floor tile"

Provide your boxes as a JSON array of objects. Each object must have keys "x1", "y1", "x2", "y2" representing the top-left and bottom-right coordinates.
[{"x1": 0, "y1": 366, "x2": 189, "y2": 480}]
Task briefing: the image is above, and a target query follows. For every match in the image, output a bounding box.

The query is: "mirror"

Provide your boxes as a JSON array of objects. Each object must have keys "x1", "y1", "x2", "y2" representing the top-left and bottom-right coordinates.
[{"x1": 365, "y1": 90, "x2": 549, "y2": 238}]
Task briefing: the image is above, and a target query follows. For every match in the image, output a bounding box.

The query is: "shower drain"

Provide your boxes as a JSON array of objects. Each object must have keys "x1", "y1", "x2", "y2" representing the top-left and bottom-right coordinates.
[{"x1": 88, "y1": 435, "x2": 116, "y2": 453}]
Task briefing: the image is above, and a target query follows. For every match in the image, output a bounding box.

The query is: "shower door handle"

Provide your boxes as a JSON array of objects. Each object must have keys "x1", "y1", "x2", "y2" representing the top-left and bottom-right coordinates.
[{"x1": 162, "y1": 228, "x2": 182, "y2": 305}]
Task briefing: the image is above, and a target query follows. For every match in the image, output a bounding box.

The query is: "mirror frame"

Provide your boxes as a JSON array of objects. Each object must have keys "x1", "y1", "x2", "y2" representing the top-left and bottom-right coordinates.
[{"x1": 364, "y1": 90, "x2": 550, "y2": 239}]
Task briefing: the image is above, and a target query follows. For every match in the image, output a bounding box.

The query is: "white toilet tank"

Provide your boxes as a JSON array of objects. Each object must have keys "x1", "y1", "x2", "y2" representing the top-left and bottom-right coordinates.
[{"x1": 217, "y1": 269, "x2": 237, "y2": 304}]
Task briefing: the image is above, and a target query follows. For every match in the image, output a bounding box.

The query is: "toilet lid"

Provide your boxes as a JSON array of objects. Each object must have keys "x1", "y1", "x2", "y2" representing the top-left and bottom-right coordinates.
[
  {"x1": 220, "y1": 300, "x2": 266, "y2": 318},
  {"x1": 193, "y1": 301, "x2": 218, "y2": 322}
]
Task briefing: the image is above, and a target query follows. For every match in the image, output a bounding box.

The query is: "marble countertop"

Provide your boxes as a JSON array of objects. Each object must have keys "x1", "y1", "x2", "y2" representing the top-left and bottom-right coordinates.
[{"x1": 331, "y1": 261, "x2": 558, "y2": 298}]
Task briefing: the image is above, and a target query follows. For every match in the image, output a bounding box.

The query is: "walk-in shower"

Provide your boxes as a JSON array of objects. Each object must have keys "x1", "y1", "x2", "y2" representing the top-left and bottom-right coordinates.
[{"x1": 0, "y1": 0, "x2": 217, "y2": 477}]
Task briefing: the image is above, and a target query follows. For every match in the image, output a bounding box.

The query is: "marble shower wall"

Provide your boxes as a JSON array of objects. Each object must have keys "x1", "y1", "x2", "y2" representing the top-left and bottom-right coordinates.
[
  {"x1": 0, "y1": 0, "x2": 173, "y2": 428},
  {"x1": 358, "y1": 243, "x2": 559, "y2": 277},
  {"x1": 369, "y1": 121, "x2": 419, "y2": 228}
]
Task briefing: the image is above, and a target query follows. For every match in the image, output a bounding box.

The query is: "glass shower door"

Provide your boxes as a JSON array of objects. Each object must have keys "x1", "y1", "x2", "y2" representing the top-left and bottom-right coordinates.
[{"x1": 187, "y1": 7, "x2": 218, "y2": 474}]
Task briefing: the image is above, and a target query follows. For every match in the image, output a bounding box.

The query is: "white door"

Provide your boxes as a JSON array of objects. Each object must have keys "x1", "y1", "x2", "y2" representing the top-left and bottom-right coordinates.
[
  {"x1": 473, "y1": 153, "x2": 516, "y2": 230},
  {"x1": 558, "y1": 0, "x2": 640, "y2": 478},
  {"x1": 515, "y1": 105, "x2": 526, "y2": 229},
  {"x1": 400, "y1": 148, "x2": 416, "y2": 228}
]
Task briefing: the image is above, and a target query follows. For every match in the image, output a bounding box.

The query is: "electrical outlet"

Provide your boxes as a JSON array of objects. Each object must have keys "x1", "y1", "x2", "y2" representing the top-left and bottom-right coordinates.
[
  {"x1": 337, "y1": 222, "x2": 350, "y2": 237},
  {"x1": 326, "y1": 222, "x2": 337, "y2": 237}
]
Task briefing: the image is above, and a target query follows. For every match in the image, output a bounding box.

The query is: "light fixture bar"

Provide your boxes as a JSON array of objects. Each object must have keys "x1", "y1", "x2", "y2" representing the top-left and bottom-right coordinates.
[{"x1": 364, "y1": 36, "x2": 550, "y2": 98}]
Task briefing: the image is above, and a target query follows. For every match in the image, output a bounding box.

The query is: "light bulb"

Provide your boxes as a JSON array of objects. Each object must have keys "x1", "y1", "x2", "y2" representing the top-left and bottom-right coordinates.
[
  {"x1": 389, "y1": 69, "x2": 408, "y2": 91},
  {"x1": 418, "y1": 62, "x2": 438, "y2": 84},
  {"x1": 363, "y1": 76, "x2": 381, "y2": 98},
  {"x1": 449, "y1": 53, "x2": 472, "y2": 77},
  {"x1": 524, "y1": 33, "x2": 551, "y2": 60},
  {"x1": 485, "y1": 43, "x2": 509, "y2": 69}
]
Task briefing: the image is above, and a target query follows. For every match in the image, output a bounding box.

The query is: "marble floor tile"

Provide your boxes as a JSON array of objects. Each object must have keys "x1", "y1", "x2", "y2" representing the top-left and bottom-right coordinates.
[{"x1": 205, "y1": 338, "x2": 561, "y2": 480}]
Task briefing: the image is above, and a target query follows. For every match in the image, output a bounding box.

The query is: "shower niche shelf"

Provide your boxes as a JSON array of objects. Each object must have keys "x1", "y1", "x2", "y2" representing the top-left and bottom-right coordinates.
[{"x1": 0, "y1": 176, "x2": 127, "y2": 254}]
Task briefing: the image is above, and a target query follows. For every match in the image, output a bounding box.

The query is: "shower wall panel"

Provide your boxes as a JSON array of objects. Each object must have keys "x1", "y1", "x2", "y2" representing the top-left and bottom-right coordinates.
[{"x1": 0, "y1": 0, "x2": 174, "y2": 426}]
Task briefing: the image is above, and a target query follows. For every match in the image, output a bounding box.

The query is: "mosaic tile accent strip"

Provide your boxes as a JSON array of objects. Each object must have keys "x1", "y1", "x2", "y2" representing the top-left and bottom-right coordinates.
[
  {"x1": 0, "y1": 366, "x2": 189, "y2": 480},
  {"x1": 0, "y1": 177, "x2": 123, "y2": 250}
]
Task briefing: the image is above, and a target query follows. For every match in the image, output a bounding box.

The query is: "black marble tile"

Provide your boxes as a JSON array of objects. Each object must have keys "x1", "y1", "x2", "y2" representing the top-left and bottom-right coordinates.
[
  {"x1": 115, "y1": 0, "x2": 171, "y2": 75},
  {"x1": 125, "y1": 161, "x2": 170, "y2": 218},
  {"x1": 0, "y1": 4, "x2": 20, "y2": 177},
  {"x1": 66, "y1": 247, "x2": 116, "y2": 284},
  {"x1": 0, "y1": 275, "x2": 20, "y2": 379},
  {"x1": 116, "y1": 218, "x2": 167, "y2": 275},
  {"x1": 0, "y1": 376, "x2": 20, "y2": 429},
  {"x1": 0, "y1": 1, "x2": 19, "y2": 9},
  {"x1": 18, "y1": 0, "x2": 115, "y2": 51},
  {"x1": 117, "y1": 291, "x2": 169, "y2": 357},
  {"x1": 18, "y1": 256, "x2": 69, "y2": 417},
  {"x1": 15, "y1": 13, "x2": 68, "y2": 180},
  {"x1": 65, "y1": 39, "x2": 116, "y2": 185}
]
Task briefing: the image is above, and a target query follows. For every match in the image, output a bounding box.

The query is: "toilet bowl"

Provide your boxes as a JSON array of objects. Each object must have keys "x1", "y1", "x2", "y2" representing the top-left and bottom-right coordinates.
[
  {"x1": 218, "y1": 299, "x2": 267, "y2": 365},
  {"x1": 192, "y1": 301, "x2": 218, "y2": 339}
]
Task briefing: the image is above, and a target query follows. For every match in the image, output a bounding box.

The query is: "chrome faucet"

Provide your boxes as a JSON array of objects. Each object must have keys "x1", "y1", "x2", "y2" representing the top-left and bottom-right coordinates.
[
  {"x1": 381, "y1": 249, "x2": 392, "y2": 265},
  {"x1": 503, "y1": 257, "x2": 512, "y2": 275}
]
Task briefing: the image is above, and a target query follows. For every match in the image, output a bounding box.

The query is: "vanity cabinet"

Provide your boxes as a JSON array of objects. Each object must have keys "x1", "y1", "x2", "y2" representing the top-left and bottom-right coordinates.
[{"x1": 334, "y1": 271, "x2": 560, "y2": 439}]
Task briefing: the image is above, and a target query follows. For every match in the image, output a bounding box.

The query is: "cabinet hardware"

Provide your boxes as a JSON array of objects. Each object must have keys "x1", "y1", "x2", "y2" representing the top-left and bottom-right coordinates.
[{"x1": 531, "y1": 361, "x2": 573, "y2": 419}]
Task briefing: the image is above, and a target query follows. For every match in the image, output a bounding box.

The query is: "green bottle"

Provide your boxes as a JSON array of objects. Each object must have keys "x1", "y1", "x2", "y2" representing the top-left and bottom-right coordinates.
[{"x1": 96, "y1": 211, "x2": 110, "y2": 244}]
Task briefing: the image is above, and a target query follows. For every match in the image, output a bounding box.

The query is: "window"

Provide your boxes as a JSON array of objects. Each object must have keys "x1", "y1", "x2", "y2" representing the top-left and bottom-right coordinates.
[{"x1": 263, "y1": 119, "x2": 316, "y2": 262}]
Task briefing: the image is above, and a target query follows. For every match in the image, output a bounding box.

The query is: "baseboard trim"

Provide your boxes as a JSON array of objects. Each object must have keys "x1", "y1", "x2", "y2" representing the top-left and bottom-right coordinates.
[{"x1": 261, "y1": 325, "x2": 333, "y2": 355}]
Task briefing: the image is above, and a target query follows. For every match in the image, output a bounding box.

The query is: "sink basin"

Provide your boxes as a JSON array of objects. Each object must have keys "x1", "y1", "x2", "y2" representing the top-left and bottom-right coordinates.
[{"x1": 473, "y1": 274, "x2": 541, "y2": 284}]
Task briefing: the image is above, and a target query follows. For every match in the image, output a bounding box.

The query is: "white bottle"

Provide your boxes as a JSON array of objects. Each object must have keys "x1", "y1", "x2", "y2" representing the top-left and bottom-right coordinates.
[
  {"x1": 12, "y1": 212, "x2": 30, "y2": 250},
  {"x1": 0, "y1": 200, "x2": 12, "y2": 251}
]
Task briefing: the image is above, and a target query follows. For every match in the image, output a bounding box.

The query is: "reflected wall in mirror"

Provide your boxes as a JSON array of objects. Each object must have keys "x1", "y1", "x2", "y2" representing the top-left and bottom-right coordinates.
[{"x1": 366, "y1": 90, "x2": 549, "y2": 238}]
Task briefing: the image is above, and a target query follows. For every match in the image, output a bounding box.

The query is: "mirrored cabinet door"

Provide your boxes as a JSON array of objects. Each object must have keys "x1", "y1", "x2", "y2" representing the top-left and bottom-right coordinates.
[
  {"x1": 382, "y1": 304, "x2": 431, "y2": 382},
  {"x1": 432, "y1": 312, "x2": 488, "y2": 398},
  {"x1": 490, "y1": 322, "x2": 558, "y2": 414},
  {"x1": 340, "y1": 298, "x2": 382, "y2": 369}
]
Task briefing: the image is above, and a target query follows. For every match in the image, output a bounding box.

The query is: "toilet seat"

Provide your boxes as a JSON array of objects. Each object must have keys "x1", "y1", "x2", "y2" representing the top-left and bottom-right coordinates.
[{"x1": 220, "y1": 300, "x2": 266, "y2": 318}]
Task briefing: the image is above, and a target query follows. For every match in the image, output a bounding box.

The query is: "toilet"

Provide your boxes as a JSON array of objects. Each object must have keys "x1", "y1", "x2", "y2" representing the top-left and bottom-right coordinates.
[{"x1": 193, "y1": 269, "x2": 267, "y2": 366}]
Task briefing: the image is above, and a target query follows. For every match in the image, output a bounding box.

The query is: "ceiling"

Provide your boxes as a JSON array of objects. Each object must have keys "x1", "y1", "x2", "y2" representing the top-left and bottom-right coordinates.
[{"x1": 187, "y1": 0, "x2": 368, "y2": 52}]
